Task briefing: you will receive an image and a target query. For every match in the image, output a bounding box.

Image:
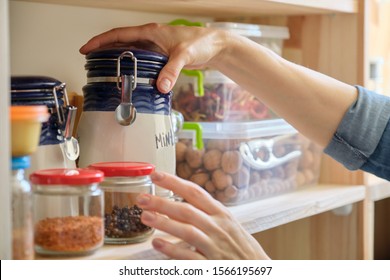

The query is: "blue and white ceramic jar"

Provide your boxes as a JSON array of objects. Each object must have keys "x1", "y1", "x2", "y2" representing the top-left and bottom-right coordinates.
[
  {"x1": 77, "y1": 48, "x2": 175, "y2": 198},
  {"x1": 11, "y1": 76, "x2": 78, "y2": 175}
]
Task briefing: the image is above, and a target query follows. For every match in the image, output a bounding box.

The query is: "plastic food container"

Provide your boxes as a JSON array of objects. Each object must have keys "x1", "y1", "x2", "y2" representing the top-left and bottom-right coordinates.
[
  {"x1": 296, "y1": 135, "x2": 322, "y2": 188},
  {"x1": 176, "y1": 120, "x2": 303, "y2": 205},
  {"x1": 30, "y1": 168, "x2": 104, "y2": 256},
  {"x1": 10, "y1": 105, "x2": 49, "y2": 156},
  {"x1": 173, "y1": 70, "x2": 278, "y2": 122},
  {"x1": 205, "y1": 22, "x2": 290, "y2": 56},
  {"x1": 172, "y1": 22, "x2": 289, "y2": 123},
  {"x1": 88, "y1": 162, "x2": 155, "y2": 244}
]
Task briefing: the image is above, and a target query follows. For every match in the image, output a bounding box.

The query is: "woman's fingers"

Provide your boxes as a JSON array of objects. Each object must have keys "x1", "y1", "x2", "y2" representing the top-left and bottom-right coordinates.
[
  {"x1": 137, "y1": 173, "x2": 270, "y2": 260},
  {"x1": 150, "y1": 171, "x2": 229, "y2": 215},
  {"x1": 137, "y1": 193, "x2": 222, "y2": 236},
  {"x1": 79, "y1": 24, "x2": 158, "y2": 54},
  {"x1": 141, "y1": 210, "x2": 213, "y2": 256},
  {"x1": 156, "y1": 55, "x2": 187, "y2": 93},
  {"x1": 151, "y1": 238, "x2": 206, "y2": 260}
]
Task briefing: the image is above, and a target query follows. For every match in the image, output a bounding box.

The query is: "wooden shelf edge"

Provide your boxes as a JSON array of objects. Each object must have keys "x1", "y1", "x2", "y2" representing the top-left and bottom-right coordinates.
[
  {"x1": 228, "y1": 184, "x2": 366, "y2": 234},
  {"x1": 11, "y1": 0, "x2": 358, "y2": 17},
  {"x1": 269, "y1": 0, "x2": 358, "y2": 14},
  {"x1": 35, "y1": 230, "x2": 175, "y2": 260},
  {"x1": 366, "y1": 179, "x2": 390, "y2": 202}
]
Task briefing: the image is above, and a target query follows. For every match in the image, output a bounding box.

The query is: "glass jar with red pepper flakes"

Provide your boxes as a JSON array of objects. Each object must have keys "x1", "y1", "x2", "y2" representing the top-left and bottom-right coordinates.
[
  {"x1": 88, "y1": 162, "x2": 155, "y2": 244},
  {"x1": 30, "y1": 168, "x2": 104, "y2": 256}
]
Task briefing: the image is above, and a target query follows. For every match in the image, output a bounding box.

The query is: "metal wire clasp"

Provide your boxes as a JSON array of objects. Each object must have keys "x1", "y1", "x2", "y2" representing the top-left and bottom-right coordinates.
[
  {"x1": 52, "y1": 82, "x2": 68, "y2": 125},
  {"x1": 116, "y1": 51, "x2": 137, "y2": 91}
]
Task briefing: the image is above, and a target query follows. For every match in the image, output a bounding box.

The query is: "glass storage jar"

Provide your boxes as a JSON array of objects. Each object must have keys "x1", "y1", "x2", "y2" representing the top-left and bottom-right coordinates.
[
  {"x1": 30, "y1": 168, "x2": 104, "y2": 256},
  {"x1": 88, "y1": 161, "x2": 155, "y2": 244},
  {"x1": 11, "y1": 156, "x2": 34, "y2": 260},
  {"x1": 11, "y1": 76, "x2": 79, "y2": 176}
]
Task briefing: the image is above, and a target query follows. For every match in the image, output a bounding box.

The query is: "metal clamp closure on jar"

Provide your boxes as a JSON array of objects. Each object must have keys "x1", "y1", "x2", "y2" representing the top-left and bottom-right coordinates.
[
  {"x1": 54, "y1": 84, "x2": 80, "y2": 160},
  {"x1": 115, "y1": 51, "x2": 138, "y2": 126}
]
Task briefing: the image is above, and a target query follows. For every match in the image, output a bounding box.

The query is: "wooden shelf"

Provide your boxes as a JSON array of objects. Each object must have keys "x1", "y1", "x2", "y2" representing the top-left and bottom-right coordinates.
[
  {"x1": 36, "y1": 184, "x2": 365, "y2": 260},
  {"x1": 35, "y1": 230, "x2": 178, "y2": 260},
  {"x1": 366, "y1": 179, "x2": 390, "y2": 202},
  {"x1": 229, "y1": 184, "x2": 365, "y2": 234},
  {"x1": 12, "y1": 0, "x2": 358, "y2": 17}
]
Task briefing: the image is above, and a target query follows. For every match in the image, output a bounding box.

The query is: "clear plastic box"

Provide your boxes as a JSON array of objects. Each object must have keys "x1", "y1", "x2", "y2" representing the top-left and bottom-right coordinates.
[
  {"x1": 176, "y1": 119, "x2": 305, "y2": 205},
  {"x1": 173, "y1": 70, "x2": 278, "y2": 122},
  {"x1": 296, "y1": 135, "x2": 323, "y2": 188},
  {"x1": 205, "y1": 22, "x2": 290, "y2": 56},
  {"x1": 172, "y1": 22, "x2": 289, "y2": 122}
]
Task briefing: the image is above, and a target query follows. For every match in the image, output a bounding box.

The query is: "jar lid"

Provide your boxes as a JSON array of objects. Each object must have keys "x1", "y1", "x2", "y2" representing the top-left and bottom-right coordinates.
[
  {"x1": 11, "y1": 156, "x2": 31, "y2": 170},
  {"x1": 30, "y1": 168, "x2": 104, "y2": 185},
  {"x1": 85, "y1": 48, "x2": 168, "y2": 75},
  {"x1": 11, "y1": 76, "x2": 63, "y2": 91},
  {"x1": 11, "y1": 76, "x2": 62, "y2": 89},
  {"x1": 11, "y1": 76, "x2": 66, "y2": 106},
  {"x1": 10, "y1": 105, "x2": 50, "y2": 122},
  {"x1": 88, "y1": 162, "x2": 155, "y2": 177},
  {"x1": 85, "y1": 48, "x2": 168, "y2": 63}
]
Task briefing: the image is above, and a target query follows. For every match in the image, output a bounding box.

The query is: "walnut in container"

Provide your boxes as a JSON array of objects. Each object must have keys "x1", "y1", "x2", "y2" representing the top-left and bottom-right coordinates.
[{"x1": 175, "y1": 120, "x2": 304, "y2": 205}]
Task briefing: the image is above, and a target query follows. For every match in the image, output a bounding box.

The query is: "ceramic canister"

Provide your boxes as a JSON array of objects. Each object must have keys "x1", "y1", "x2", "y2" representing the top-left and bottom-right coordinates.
[
  {"x1": 11, "y1": 76, "x2": 79, "y2": 175},
  {"x1": 77, "y1": 48, "x2": 175, "y2": 198}
]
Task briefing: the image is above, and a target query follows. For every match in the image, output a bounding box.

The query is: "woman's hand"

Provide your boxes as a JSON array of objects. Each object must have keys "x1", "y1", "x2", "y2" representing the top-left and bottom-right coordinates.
[
  {"x1": 80, "y1": 23, "x2": 230, "y2": 94},
  {"x1": 136, "y1": 171, "x2": 270, "y2": 260}
]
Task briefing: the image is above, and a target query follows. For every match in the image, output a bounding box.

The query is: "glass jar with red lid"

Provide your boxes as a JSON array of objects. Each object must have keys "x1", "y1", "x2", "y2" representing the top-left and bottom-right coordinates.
[
  {"x1": 88, "y1": 161, "x2": 155, "y2": 244},
  {"x1": 30, "y1": 168, "x2": 104, "y2": 256}
]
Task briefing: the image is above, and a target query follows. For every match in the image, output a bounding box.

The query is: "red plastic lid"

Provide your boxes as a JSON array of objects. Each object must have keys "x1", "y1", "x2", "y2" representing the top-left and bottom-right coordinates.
[
  {"x1": 88, "y1": 162, "x2": 155, "y2": 177},
  {"x1": 30, "y1": 168, "x2": 104, "y2": 185}
]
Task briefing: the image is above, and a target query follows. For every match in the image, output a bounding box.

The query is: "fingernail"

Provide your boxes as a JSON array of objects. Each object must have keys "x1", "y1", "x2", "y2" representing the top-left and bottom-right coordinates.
[
  {"x1": 136, "y1": 193, "x2": 151, "y2": 206},
  {"x1": 150, "y1": 171, "x2": 164, "y2": 181},
  {"x1": 142, "y1": 211, "x2": 156, "y2": 222},
  {"x1": 152, "y1": 238, "x2": 165, "y2": 249},
  {"x1": 159, "y1": 78, "x2": 171, "y2": 93}
]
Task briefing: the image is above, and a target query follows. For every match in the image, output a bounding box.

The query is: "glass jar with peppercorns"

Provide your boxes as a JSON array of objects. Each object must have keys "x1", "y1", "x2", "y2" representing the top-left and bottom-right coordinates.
[{"x1": 88, "y1": 161, "x2": 155, "y2": 244}]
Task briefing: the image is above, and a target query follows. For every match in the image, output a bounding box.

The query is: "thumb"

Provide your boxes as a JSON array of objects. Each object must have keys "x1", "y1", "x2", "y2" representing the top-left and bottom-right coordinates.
[{"x1": 157, "y1": 56, "x2": 185, "y2": 93}]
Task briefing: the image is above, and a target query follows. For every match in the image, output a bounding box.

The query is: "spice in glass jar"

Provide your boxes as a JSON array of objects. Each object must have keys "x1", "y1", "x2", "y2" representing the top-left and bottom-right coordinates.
[
  {"x1": 88, "y1": 162, "x2": 155, "y2": 244},
  {"x1": 30, "y1": 168, "x2": 104, "y2": 256}
]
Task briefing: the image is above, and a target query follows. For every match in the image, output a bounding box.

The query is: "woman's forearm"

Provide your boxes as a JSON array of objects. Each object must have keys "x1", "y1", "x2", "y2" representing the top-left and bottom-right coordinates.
[{"x1": 212, "y1": 34, "x2": 358, "y2": 147}]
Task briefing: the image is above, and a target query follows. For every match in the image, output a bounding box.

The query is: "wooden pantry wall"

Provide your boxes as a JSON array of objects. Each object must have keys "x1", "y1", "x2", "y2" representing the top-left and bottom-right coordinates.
[
  {"x1": 367, "y1": 0, "x2": 390, "y2": 260},
  {"x1": 9, "y1": 1, "x2": 210, "y2": 93}
]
